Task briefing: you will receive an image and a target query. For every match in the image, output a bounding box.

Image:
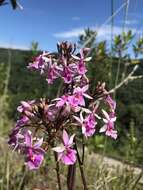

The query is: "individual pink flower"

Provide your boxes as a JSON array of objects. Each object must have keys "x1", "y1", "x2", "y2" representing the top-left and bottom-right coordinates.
[
  {"x1": 24, "y1": 130, "x2": 45, "y2": 170},
  {"x1": 100, "y1": 110, "x2": 117, "y2": 139},
  {"x1": 28, "y1": 54, "x2": 45, "y2": 70},
  {"x1": 62, "y1": 66, "x2": 73, "y2": 84},
  {"x1": 77, "y1": 50, "x2": 87, "y2": 75},
  {"x1": 55, "y1": 95, "x2": 69, "y2": 107},
  {"x1": 47, "y1": 62, "x2": 59, "y2": 84},
  {"x1": 55, "y1": 95, "x2": 80, "y2": 113},
  {"x1": 71, "y1": 85, "x2": 92, "y2": 106},
  {"x1": 52, "y1": 130, "x2": 76, "y2": 165},
  {"x1": 72, "y1": 49, "x2": 91, "y2": 75},
  {"x1": 74, "y1": 112, "x2": 97, "y2": 137}
]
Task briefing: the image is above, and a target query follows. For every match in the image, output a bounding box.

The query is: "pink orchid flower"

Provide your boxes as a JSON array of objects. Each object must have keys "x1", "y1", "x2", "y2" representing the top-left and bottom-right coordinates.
[
  {"x1": 77, "y1": 49, "x2": 87, "y2": 75},
  {"x1": 62, "y1": 66, "x2": 73, "y2": 84},
  {"x1": 55, "y1": 95, "x2": 80, "y2": 113},
  {"x1": 71, "y1": 85, "x2": 92, "y2": 106},
  {"x1": 28, "y1": 55, "x2": 45, "y2": 70},
  {"x1": 72, "y1": 49, "x2": 91, "y2": 75},
  {"x1": 74, "y1": 112, "x2": 97, "y2": 137},
  {"x1": 55, "y1": 95, "x2": 69, "y2": 107},
  {"x1": 24, "y1": 130, "x2": 45, "y2": 170},
  {"x1": 47, "y1": 62, "x2": 59, "y2": 84},
  {"x1": 100, "y1": 110, "x2": 117, "y2": 139},
  {"x1": 52, "y1": 130, "x2": 76, "y2": 165}
]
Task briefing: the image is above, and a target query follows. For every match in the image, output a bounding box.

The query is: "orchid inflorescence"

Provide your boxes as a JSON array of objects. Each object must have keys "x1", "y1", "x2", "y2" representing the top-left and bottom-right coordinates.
[{"x1": 8, "y1": 42, "x2": 117, "y2": 170}]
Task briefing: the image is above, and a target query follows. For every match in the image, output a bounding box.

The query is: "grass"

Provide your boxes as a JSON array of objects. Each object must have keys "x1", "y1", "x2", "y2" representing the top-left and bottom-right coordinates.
[{"x1": 0, "y1": 136, "x2": 143, "y2": 190}]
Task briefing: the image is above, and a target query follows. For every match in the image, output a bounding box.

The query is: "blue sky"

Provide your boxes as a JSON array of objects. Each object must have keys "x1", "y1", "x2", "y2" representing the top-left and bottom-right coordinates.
[{"x1": 0, "y1": 0, "x2": 143, "y2": 51}]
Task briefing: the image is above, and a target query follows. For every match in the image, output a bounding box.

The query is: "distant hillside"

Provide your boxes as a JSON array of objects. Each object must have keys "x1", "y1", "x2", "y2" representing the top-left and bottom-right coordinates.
[{"x1": 0, "y1": 48, "x2": 56, "y2": 118}]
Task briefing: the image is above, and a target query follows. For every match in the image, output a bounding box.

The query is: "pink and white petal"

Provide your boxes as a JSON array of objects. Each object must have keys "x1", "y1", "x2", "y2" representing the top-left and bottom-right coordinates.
[
  {"x1": 17, "y1": 106, "x2": 23, "y2": 112},
  {"x1": 24, "y1": 130, "x2": 32, "y2": 146},
  {"x1": 110, "y1": 117, "x2": 116, "y2": 122},
  {"x1": 73, "y1": 87, "x2": 81, "y2": 94},
  {"x1": 79, "y1": 97, "x2": 85, "y2": 106},
  {"x1": 63, "y1": 130, "x2": 69, "y2": 146},
  {"x1": 58, "y1": 152, "x2": 64, "y2": 161},
  {"x1": 21, "y1": 101, "x2": 30, "y2": 108},
  {"x1": 52, "y1": 98, "x2": 61, "y2": 102},
  {"x1": 84, "y1": 57, "x2": 92, "y2": 62},
  {"x1": 103, "y1": 118, "x2": 108, "y2": 123},
  {"x1": 61, "y1": 155, "x2": 74, "y2": 165},
  {"x1": 56, "y1": 100, "x2": 65, "y2": 107},
  {"x1": 83, "y1": 93, "x2": 93, "y2": 99},
  {"x1": 34, "y1": 138, "x2": 43, "y2": 148},
  {"x1": 52, "y1": 146, "x2": 65, "y2": 153},
  {"x1": 102, "y1": 110, "x2": 110, "y2": 120},
  {"x1": 81, "y1": 107, "x2": 92, "y2": 114},
  {"x1": 111, "y1": 131, "x2": 118, "y2": 139},
  {"x1": 106, "y1": 130, "x2": 117, "y2": 139},
  {"x1": 73, "y1": 116, "x2": 82, "y2": 124},
  {"x1": 80, "y1": 111, "x2": 84, "y2": 122},
  {"x1": 72, "y1": 106, "x2": 81, "y2": 112},
  {"x1": 61, "y1": 150, "x2": 76, "y2": 165},
  {"x1": 94, "y1": 113, "x2": 101, "y2": 119},
  {"x1": 26, "y1": 161, "x2": 36, "y2": 170},
  {"x1": 82, "y1": 85, "x2": 89, "y2": 92},
  {"x1": 68, "y1": 134, "x2": 75, "y2": 146},
  {"x1": 99, "y1": 125, "x2": 107, "y2": 133},
  {"x1": 82, "y1": 126, "x2": 86, "y2": 135},
  {"x1": 71, "y1": 55, "x2": 80, "y2": 60}
]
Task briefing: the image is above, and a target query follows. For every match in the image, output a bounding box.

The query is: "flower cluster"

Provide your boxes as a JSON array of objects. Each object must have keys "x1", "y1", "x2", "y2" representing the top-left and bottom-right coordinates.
[{"x1": 8, "y1": 42, "x2": 117, "y2": 170}]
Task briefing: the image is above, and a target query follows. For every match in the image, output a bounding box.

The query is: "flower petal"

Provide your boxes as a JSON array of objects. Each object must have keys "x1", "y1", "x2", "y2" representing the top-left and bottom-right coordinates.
[
  {"x1": 34, "y1": 138, "x2": 43, "y2": 148},
  {"x1": 52, "y1": 146, "x2": 65, "y2": 153},
  {"x1": 102, "y1": 109, "x2": 110, "y2": 120},
  {"x1": 68, "y1": 134, "x2": 75, "y2": 146},
  {"x1": 63, "y1": 130, "x2": 69, "y2": 146},
  {"x1": 99, "y1": 125, "x2": 107, "y2": 133}
]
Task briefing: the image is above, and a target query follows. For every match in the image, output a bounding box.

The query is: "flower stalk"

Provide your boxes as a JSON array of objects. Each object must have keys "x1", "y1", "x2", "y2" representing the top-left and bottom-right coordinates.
[
  {"x1": 74, "y1": 139, "x2": 88, "y2": 190},
  {"x1": 54, "y1": 151, "x2": 62, "y2": 190}
]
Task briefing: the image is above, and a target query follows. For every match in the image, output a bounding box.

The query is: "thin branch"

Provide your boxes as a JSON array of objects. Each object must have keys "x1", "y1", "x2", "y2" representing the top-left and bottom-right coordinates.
[
  {"x1": 82, "y1": 135, "x2": 85, "y2": 164},
  {"x1": 109, "y1": 65, "x2": 139, "y2": 94},
  {"x1": 82, "y1": 1, "x2": 127, "y2": 48},
  {"x1": 114, "y1": 53, "x2": 122, "y2": 98},
  {"x1": 74, "y1": 140, "x2": 88, "y2": 190},
  {"x1": 130, "y1": 75, "x2": 143, "y2": 80},
  {"x1": 67, "y1": 164, "x2": 76, "y2": 190}
]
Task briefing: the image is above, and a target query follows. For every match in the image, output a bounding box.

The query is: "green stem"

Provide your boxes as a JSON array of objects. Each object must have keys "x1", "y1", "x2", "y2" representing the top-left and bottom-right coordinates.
[{"x1": 114, "y1": 51, "x2": 122, "y2": 99}]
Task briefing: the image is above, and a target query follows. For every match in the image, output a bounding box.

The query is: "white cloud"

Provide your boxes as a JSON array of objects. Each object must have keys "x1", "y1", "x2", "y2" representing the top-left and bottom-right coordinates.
[
  {"x1": 120, "y1": 19, "x2": 139, "y2": 25},
  {"x1": 53, "y1": 25, "x2": 141, "y2": 41},
  {"x1": 0, "y1": 42, "x2": 29, "y2": 50},
  {"x1": 72, "y1": 16, "x2": 80, "y2": 21},
  {"x1": 54, "y1": 28, "x2": 85, "y2": 38}
]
